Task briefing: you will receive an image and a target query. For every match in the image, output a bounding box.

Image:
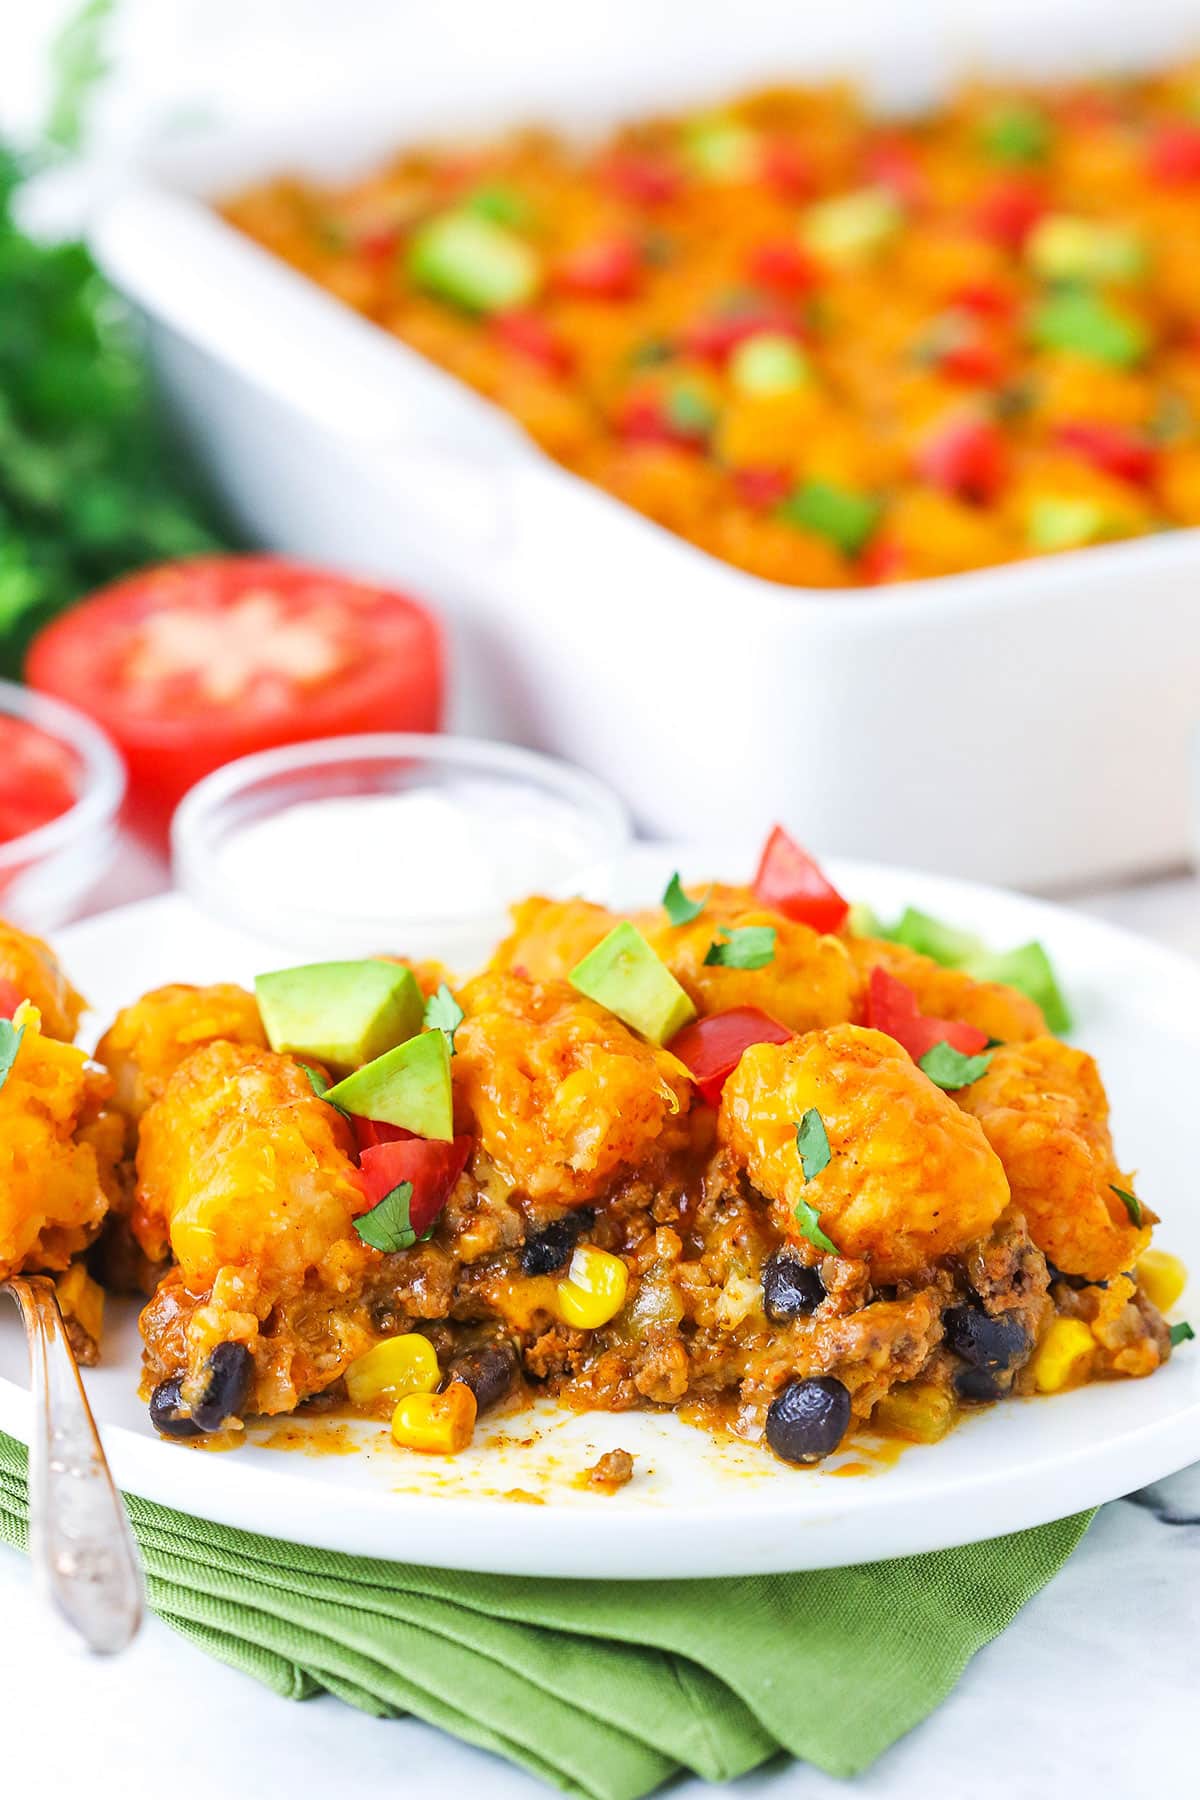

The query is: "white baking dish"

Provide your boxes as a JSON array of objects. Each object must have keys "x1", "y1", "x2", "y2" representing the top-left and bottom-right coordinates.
[{"x1": 91, "y1": 1, "x2": 1200, "y2": 890}]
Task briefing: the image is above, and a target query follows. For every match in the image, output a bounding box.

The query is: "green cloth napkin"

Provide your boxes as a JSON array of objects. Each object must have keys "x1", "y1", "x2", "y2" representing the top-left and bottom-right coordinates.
[{"x1": 0, "y1": 1431, "x2": 1090, "y2": 1798}]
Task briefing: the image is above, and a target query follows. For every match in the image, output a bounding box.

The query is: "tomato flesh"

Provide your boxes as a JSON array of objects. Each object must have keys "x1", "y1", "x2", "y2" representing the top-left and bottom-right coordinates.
[
  {"x1": 1053, "y1": 421, "x2": 1156, "y2": 487},
  {"x1": 752, "y1": 825, "x2": 849, "y2": 932},
  {"x1": 0, "y1": 978, "x2": 23, "y2": 1018},
  {"x1": 867, "y1": 966, "x2": 989, "y2": 1061},
  {"x1": 917, "y1": 416, "x2": 1005, "y2": 502},
  {"x1": 357, "y1": 1134, "x2": 474, "y2": 1236},
  {"x1": 554, "y1": 237, "x2": 642, "y2": 299},
  {"x1": 0, "y1": 715, "x2": 79, "y2": 847},
  {"x1": 669, "y1": 1006, "x2": 793, "y2": 1105},
  {"x1": 26, "y1": 556, "x2": 444, "y2": 844}
]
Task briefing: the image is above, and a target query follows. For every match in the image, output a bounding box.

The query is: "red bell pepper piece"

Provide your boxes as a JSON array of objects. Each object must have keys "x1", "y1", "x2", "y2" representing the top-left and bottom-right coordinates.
[
  {"x1": 357, "y1": 1134, "x2": 474, "y2": 1235},
  {"x1": 1147, "y1": 123, "x2": 1200, "y2": 186},
  {"x1": 746, "y1": 239, "x2": 820, "y2": 297},
  {"x1": 866, "y1": 967, "x2": 989, "y2": 1061},
  {"x1": 733, "y1": 466, "x2": 792, "y2": 511},
  {"x1": 761, "y1": 137, "x2": 815, "y2": 199},
  {"x1": 491, "y1": 309, "x2": 573, "y2": 374},
  {"x1": 0, "y1": 978, "x2": 23, "y2": 1019},
  {"x1": 972, "y1": 176, "x2": 1046, "y2": 250},
  {"x1": 916, "y1": 416, "x2": 1006, "y2": 502},
  {"x1": 668, "y1": 1007, "x2": 794, "y2": 1106},
  {"x1": 1054, "y1": 421, "x2": 1157, "y2": 487},
  {"x1": 752, "y1": 826, "x2": 849, "y2": 933},
  {"x1": 554, "y1": 236, "x2": 642, "y2": 299},
  {"x1": 601, "y1": 150, "x2": 682, "y2": 206}
]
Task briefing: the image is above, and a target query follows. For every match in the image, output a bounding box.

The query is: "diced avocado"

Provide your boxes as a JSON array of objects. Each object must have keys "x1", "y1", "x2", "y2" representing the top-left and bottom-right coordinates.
[
  {"x1": 801, "y1": 187, "x2": 903, "y2": 268},
  {"x1": 979, "y1": 103, "x2": 1052, "y2": 166},
  {"x1": 569, "y1": 922, "x2": 696, "y2": 1045},
  {"x1": 1026, "y1": 496, "x2": 1118, "y2": 552},
  {"x1": 1029, "y1": 291, "x2": 1149, "y2": 367},
  {"x1": 890, "y1": 907, "x2": 985, "y2": 968},
  {"x1": 776, "y1": 480, "x2": 880, "y2": 557},
  {"x1": 1026, "y1": 215, "x2": 1146, "y2": 285},
  {"x1": 729, "y1": 332, "x2": 810, "y2": 396},
  {"x1": 966, "y1": 942, "x2": 1073, "y2": 1034},
  {"x1": 255, "y1": 961, "x2": 423, "y2": 1073},
  {"x1": 684, "y1": 116, "x2": 760, "y2": 182},
  {"x1": 846, "y1": 901, "x2": 885, "y2": 940},
  {"x1": 407, "y1": 212, "x2": 540, "y2": 313},
  {"x1": 324, "y1": 1029, "x2": 454, "y2": 1140}
]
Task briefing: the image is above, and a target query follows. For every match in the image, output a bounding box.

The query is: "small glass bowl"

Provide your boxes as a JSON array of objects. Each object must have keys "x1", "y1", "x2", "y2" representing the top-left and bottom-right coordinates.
[
  {"x1": 0, "y1": 679, "x2": 126, "y2": 930},
  {"x1": 171, "y1": 733, "x2": 632, "y2": 965}
]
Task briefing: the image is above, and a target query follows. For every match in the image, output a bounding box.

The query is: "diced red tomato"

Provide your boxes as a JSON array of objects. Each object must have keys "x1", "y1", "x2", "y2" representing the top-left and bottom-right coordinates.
[
  {"x1": 554, "y1": 236, "x2": 642, "y2": 299},
  {"x1": 761, "y1": 137, "x2": 815, "y2": 199},
  {"x1": 616, "y1": 393, "x2": 707, "y2": 450},
  {"x1": 357, "y1": 227, "x2": 401, "y2": 267},
  {"x1": 733, "y1": 466, "x2": 792, "y2": 510},
  {"x1": 864, "y1": 136, "x2": 926, "y2": 208},
  {"x1": 859, "y1": 533, "x2": 904, "y2": 584},
  {"x1": 682, "y1": 306, "x2": 803, "y2": 364},
  {"x1": 353, "y1": 1117, "x2": 415, "y2": 1154},
  {"x1": 1054, "y1": 420, "x2": 1157, "y2": 487},
  {"x1": 357, "y1": 1134, "x2": 474, "y2": 1236},
  {"x1": 866, "y1": 966, "x2": 989, "y2": 1061},
  {"x1": 746, "y1": 239, "x2": 820, "y2": 297},
  {"x1": 0, "y1": 714, "x2": 79, "y2": 847},
  {"x1": 668, "y1": 1007, "x2": 794, "y2": 1105},
  {"x1": 946, "y1": 281, "x2": 1017, "y2": 324},
  {"x1": 26, "y1": 557, "x2": 444, "y2": 847},
  {"x1": 972, "y1": 176, "x2": 1046, "y2": 250},
  {"x1": 937, "y1": 332, "x2": 1007, "y2": 385},
  {"x1": 1146, "y1": 122, "x2": 1200, "y2": 186},
  {"x1": 752, "y1": 826, "x2": 849, "y2": 933},
  {"x1": 491, "y1": 309, "x2": 573, "y2": 374},
  {"x1": 0, "y1": 978, "x2": 23, "y2": 1019},
  {"x1": 601, "y1": 150, "x2": 683, "y2": 206},
  {"x1": 916, "y1": 416, "x2": 1006, "y2": 502}
]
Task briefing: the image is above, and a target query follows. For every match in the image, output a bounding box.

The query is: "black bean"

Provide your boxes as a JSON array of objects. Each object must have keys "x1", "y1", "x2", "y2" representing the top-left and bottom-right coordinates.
[
  {"x1": 149, "y1": 1376, "x2": 204, "y2": 1440},
  {"x1": 442, "y1": 1341, "x2": 519, "y2": 1415},
  {"x1": 191, "y1": 1342, "x2": 253, "y2": 1432},
  {"x1": 761, "y1": 1253, "x2": 824, "y2": 1323},
  {"x1": 944, "y1": 1304, "x2": 1031, "y2": 1401},
  {"x1": 765, "y1": 1376, "x2": 851, "y2": 1465},
  {"x1": 520, "y1": 1209, "x2": 594, "y2": 1276}
]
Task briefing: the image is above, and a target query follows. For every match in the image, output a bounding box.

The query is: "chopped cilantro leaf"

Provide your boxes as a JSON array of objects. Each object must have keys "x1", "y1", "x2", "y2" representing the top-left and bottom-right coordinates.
[
  {"x1": 795, "y1": 1107, "x2": 831, "y2": 1181},
  {"x1": 1169, "y1": 1320, "x2": 1195, "y2": 1348},
  {"x1": 919, "y1": 1041, "x2": 993, "y2": 1091},
  {"x1": 0, "y1": 1017, "x2": 24, "y2": 1092},
  {"x1": 424, "y1": 982, "x2": 465, "y2": 1050},
  {"x1": 1111, "y1": 1185, "x2": 1142, "y2": 1227},
  {"x1": 794, "y1": 1198, "x2": 839, "y2": 1256},
  {"x1": 703, "y1": 925, "x2": 776, "y2": 969},
  {"x1": 298, "y1": 1062, "x2": 349, "y2": 1117},
  {"x1": 662, "y1": 872, "x2": 708, "y2": 926},
  {"x1": 354, "y1": 1181, "x2": 428, "y2": 1253}
]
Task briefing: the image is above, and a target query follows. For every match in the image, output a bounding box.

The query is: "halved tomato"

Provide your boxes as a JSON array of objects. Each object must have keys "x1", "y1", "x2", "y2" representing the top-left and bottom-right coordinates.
[{"x1": 26, "y1": 556, "x2": 445, "y2": 843}]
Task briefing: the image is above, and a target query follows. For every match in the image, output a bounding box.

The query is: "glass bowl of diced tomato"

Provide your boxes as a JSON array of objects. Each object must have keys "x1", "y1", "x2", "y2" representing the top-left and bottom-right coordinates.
[{"x1": 0, "y1": 679, "x2": 125, "y2": 929}]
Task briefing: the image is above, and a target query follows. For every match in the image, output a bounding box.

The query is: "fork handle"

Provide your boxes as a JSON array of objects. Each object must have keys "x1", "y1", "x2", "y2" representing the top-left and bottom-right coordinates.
[{"x1": 6, "y1": 1275, "x2": 144, "y2": 1653}]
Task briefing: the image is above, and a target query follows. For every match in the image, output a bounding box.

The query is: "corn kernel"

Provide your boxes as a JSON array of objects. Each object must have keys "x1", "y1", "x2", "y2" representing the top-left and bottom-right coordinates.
[
  {"x1": 1032, "y1": 1318, "x2": 1095, "y2": 1394},
  {"x1": 346, "y1": 1333, "x2": 439, "y2": 1407},
  {"x1": 555, "y1": 1246, "x2": 629, "y2": 1330},
  {"x1": 55, "y1": 1264, "x2": 105, "y2": 1346},
  {"x1": 391, "y1": 1384, "x2": 477, "y2": 1454},
  {"x1": 1136, "y1": 1250, "x2": 1188, "y2": 1315},
  {"x1": 872, "y1": 1380, "x2": 956, "y2": 1444}
]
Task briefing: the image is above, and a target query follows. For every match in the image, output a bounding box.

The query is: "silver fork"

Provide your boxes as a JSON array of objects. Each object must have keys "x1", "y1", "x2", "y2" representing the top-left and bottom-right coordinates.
[{"x1": 4, "y1": 1275, "x2": 144, "y2": 1653}]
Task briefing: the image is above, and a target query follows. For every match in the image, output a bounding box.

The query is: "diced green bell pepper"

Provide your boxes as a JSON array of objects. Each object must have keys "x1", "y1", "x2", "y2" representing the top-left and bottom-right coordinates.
[
  {"x1": 407, "y1": 212, "x2": 540, "y2": 313},
  {"x1": 1029, "y1": 290, "x2": 1149, "y2": 366},
  {"x1": 980, "y1": 103, "x2": 1053, "y2": 165},
  {"x1": 776, "y1": 480, "x2": 880, "y2": 557}
]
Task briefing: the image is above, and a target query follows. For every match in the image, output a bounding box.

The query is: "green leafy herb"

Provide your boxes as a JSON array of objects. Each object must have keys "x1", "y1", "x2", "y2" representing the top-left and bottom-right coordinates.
[
  {"x1": 662, "y1": 872, "x2": 708, "y2": 926},
  {"x1": 423, "y1": 982, "x2": 465, "y2": 1051},
  {"x1": 703, "y1": 925, "x2": 776, "y2": 970},
  {"x1": 1110, "y1": 1185, "x2": 1143, "y2": 1227},
  {"x1": 0, "y1": 1017, "x2": 25, "y2": 1092},
  {"x1": 354, "y1": 1181, "x2": 430, "y2": 1253},
  {"x1": 919, "y1": 1041, "x2": 994, "y2": 1091},
  {"x1": 1169, "y1": 1320, "x2": 1195, "y2": 1348},
  {"x1": 794, "y1": 1198, "x2": 839, "y2": 1256},
  {"x1": 298, "y1": 1062, "x2": 350, "y2": 1117},
  {"x1": 795, "y1": 1107, "x2": 831, "y2": 1181}
]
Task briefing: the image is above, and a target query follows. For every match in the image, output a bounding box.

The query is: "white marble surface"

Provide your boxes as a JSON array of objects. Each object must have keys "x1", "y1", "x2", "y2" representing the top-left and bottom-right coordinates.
[{"x1": 3, "y1": 861, "x2": 1198, "y2": 1799}]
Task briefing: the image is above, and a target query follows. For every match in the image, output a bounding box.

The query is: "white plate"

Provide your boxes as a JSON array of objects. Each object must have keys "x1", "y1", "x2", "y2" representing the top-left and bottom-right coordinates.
[{"x1": 2, "y1": 851, "x2": 1198, "y2": 1577}]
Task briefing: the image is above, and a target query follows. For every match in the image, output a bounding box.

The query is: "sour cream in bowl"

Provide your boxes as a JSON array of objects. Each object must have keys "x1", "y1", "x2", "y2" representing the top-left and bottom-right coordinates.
[{"x1": 171, "y1": 734, "x2": 631, "y2": 966}]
